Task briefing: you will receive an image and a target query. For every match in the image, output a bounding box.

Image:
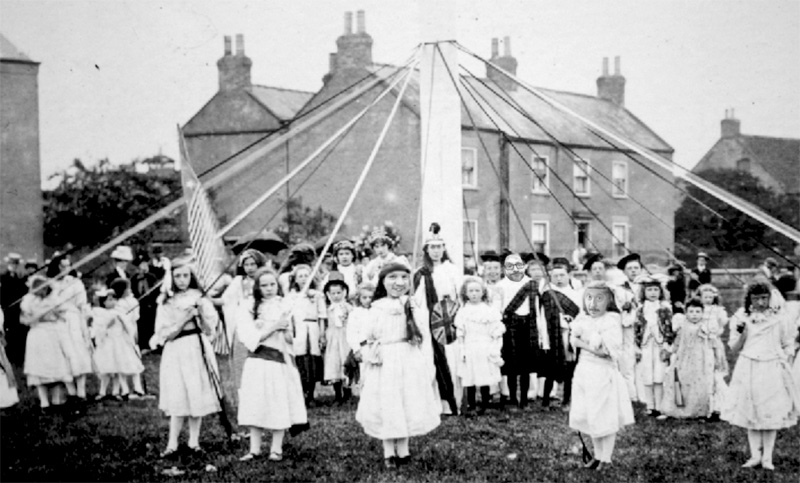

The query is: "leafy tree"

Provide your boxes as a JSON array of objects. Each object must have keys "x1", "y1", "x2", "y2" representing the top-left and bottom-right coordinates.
[
  {"x1": 273, "y1": 197, "x2": 337, "y2": 246},
  {"x1": 674, "y1": 168, "x2": 799, "y2": 264},
  {"x1": 43, "y1": 156, "x2": 183, "y2": 258}
]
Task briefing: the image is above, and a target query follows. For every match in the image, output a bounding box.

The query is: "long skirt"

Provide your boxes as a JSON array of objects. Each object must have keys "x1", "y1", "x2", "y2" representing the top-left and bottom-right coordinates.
[
  {"x1": 0, "y1": 344, "x2": 19, "y2": 408},
  {"x1": 722, "y1": 356, "x2": 799, "y2": 430},
  {"x1": 159, "y1": 334, "x2": 221, "y2": 417},
  {"x1": 24, "y1": 323, "x2": 75, "y2": 386},
  {"x1": 238, "y1": 356, "x2": 307, "y2": 431},
  {"x1": 570, "y1": 353, "x2": 635, "y2": 438},
  {"x1": 356, "y1": 342, "x2": 440, "y2": 440}
]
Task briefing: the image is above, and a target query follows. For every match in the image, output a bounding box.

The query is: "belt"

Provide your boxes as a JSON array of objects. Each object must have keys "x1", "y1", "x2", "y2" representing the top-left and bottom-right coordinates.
[
  {"x1": 249, "y1": 345, "x2": 286, "y2": 364},
  {"x1": 174, "y1": 328, "x2": 202, "y2": 340}
]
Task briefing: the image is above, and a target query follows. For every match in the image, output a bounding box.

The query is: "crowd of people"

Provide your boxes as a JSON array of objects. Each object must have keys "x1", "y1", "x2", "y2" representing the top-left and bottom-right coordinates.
[{"x1": 1, "y1": 222, "x2": 799, "y2": 473}]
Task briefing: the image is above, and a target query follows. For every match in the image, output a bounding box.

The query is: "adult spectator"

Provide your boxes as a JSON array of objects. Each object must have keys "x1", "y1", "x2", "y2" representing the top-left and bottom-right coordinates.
[
  {"x1": 1, "y1": 254, "x2": 28, "y2": 364},
  {"x1": 105, "y1": 246, "x2": 135, "y2": 287},
  {"x1": 130, "y1": 251, "x2": 159, "y2": 351}
]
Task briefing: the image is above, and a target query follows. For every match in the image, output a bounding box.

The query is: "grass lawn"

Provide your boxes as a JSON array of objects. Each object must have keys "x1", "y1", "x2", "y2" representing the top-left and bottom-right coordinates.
[{"x1": 2, "y1": 354, "x2": 798, "y2": 483}]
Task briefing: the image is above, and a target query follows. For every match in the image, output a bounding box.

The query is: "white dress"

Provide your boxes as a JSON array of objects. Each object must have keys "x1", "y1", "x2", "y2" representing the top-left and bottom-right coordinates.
[
  {"x1": 569, "y1": 312, "x2": 635, "y2": 437},
  {"x1": 722, "y1": 308, "x2": 799, "y2": 430},
  {"x1": 154, "y1": 289, "x2": 221, "y2": 417},
  {"x1": 21, "y1": 293, "x2": 77, "y2": 386},
  {"x1": 456, "y1": 303, "x2": 504, "y2": 387},
  {"x1": 356, "y1": 296, "x2": 440, "y2": 440},
  {"x1": 221, "y1": 276, "x2": 255, "y2": 406},
  {"x1": 237, "y1": 297, "x2": 307, "y2": 431},
  {"x1": 91, "y1": 307, "x2": 144, "y2": 375},
  {"x1": 57, "y1": 276, "x2": 94, "y2": 377}
]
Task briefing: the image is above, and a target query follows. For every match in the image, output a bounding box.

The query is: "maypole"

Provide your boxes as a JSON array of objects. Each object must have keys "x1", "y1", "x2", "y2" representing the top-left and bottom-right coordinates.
[{"x1": 419, "y1": 2, "x2": 464, "y2": 274}]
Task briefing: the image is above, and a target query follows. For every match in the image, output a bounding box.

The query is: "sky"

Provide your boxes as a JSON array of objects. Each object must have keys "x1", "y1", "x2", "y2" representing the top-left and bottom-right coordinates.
[{"x1": 1, "y1": 0, "x2": 798, "y2": 188}]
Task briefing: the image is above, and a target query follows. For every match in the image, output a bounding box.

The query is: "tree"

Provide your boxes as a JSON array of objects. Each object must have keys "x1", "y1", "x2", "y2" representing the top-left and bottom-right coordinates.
[
  {"x1": 44, "y1": 156, "x2": 183, "y2": 259},
  {"x1": 273, "y1": 196, "x2": 337, "y2": 246},
  {"x1": 674, "y1": 168, "x2": 799, "y2": 264}
]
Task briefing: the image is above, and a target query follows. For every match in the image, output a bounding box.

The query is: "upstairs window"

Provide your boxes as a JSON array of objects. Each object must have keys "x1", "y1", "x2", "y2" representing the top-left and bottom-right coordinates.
[
  {"x1": 573, "y1": 158, "x2": 591, "y2": 196},
  {"x1": 612, "y1": 161, "x2": 628, "y2": 198},
  {"x1": 531, "y1": 155, "x2": 549, "y2": 194},
  {"x1": 462, "y1": 147, "x2": 478, "y2": 189}
]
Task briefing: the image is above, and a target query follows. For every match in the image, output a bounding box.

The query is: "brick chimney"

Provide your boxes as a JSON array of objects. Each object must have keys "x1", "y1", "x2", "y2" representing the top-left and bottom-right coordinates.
[
  {"x1": 596, "y1": 56, "x2": 625, "y2": 106},
  {"x1": 486, "y1": 37, "x2": 518, "y2": 91},
  {"x1": 721, "y1": 108, "x2": 741, "y2": 138},
  {"x1": 333, "y1": 10, "x2": 373, "y2": 72},
  {"x1": 217, "y1": 34, "x2": 252, "y2": 92}
]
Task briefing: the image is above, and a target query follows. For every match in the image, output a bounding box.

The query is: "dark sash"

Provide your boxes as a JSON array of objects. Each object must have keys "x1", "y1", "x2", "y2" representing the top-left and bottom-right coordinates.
[
  {"x1": 174, "y1": 328, "x2": 202, "y2": 341},
  {"x1": 248, "y1": 345, "x2": 286, "y2": 364}
]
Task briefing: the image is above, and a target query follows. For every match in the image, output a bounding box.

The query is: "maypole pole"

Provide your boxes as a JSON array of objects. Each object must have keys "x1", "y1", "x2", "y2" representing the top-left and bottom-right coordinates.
[{"x1": 419, "y1": 1, "x2": 464, "y2": 274}]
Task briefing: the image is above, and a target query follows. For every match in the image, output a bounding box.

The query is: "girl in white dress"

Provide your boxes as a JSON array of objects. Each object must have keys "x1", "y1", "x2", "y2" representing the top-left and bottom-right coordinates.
[
  {"x1": 90, "y1": 287, "x2": 144, "y2": 400},
  {"x1": 697, "y1": 284, "x2": 729, "y2": 419},
  {"x1": 723, "y1": 282, "x2": 799, "y2": 471},
  {"x1": 219, "y1": 249, "x2": 267, "y2": 410},
  {"x1": 456, "y1": 276, "x2": 504, "y2": 416},
  {"x1": 323, "y1": 273, "x2": 354, "y2": 404},
  {"x1": 356, "y1": 262, "x2": 440, "y2": 469},
  {"x1": 569, "y1": 281, "x2": 635, "y2": 471},
  {"x1": 21, "y1": 275, "x2": 79, "y2": 409},
  {"x1": 633, "y1": 276, "x2": 675, "y2": 416},
  {"x1": 151, "y1": 256, "x2": 221, "y2": 458},
  {"x1": 345, "y1": 283, "x2": 375, "y2": 395},
  {"x1": 331, "y1": 240, "x2": 361, "y2": 298},
  {"x1": 48, "y1": 255, "x2": 93, "y2": 402},
  {"x1": 237, "y1": 268, "x2": 308, "y2": 462}
]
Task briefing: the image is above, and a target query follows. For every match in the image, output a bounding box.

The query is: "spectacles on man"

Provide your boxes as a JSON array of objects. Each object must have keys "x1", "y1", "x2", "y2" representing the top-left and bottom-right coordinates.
[{"x1": 505, "y1": 263, "x2": 525, "y2": 270}]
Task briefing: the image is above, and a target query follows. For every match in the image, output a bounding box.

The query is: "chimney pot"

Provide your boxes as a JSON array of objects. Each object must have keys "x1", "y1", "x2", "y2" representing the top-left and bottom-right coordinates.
[
  {"x1": 597, "y1": 57, "x2": 625, "y2": 106},
  {"x1": 357, "y1": 10, "x2": 365, "y2": 34},
  {"x1": 223, "y1": 36, "x2": 232, "y2": 56},
  {"x1": 491, "y1": 38, "x2": 499, "y2": 57},
  {"x1": 235, "y1": 34, "x2": 244, "y2": 55},
  {"x1": 345, "y1": 12, "x2": 353, "y2": 34},
  {"x1": 614, "y1": 56, "x2": 621, "y2": 75},
  {"x1": 503, "y1": 36, "x2": 511, "y2": 56},
  {"x1": 602, "y1": 57, "x2": 609, "y2": 76}
]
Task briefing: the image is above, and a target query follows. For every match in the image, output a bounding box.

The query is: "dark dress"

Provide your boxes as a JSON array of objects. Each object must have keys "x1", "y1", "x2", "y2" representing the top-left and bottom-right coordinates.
[
  {"x1": 536, "y1": 290, "x2": 580, "y2": 382},
  {"x1": 131, "y1": 271, "x2": 159, "y2": 350},
  {"x1": 0, "y1": 270, "x2": 29, "y2": 364}
]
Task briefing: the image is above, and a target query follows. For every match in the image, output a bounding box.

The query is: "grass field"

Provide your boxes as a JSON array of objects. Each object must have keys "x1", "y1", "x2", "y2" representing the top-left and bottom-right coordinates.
[{"x1": 2, "y1": 354, "x2": 798, "y2": 483}]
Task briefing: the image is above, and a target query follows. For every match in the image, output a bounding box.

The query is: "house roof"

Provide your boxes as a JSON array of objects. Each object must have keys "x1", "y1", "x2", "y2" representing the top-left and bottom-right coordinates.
[
  {"x1": 366, "y1": 65, "x2": 673, "y2": 153},
  {"x1": 0, "y1": 33, "x2": 36, "y2": 63},
  {"x1": 740, "y1": 135, "x2": 800, "y2": 193},
  {"x1": 247, "y1": 85, "x2": 314, "y2": 122}
]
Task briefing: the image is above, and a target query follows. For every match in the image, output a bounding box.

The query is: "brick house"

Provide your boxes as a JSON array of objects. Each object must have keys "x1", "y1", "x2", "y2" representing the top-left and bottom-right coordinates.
[
  {"x1": 1, "y1": 33, "x2": 43, "y2": 262},
  {"x1": 693, "y1": 111, "x2": 799, "y2": 198},
  {"x1": 184, "y1": 12, "x2": 678, "y2": 264}
]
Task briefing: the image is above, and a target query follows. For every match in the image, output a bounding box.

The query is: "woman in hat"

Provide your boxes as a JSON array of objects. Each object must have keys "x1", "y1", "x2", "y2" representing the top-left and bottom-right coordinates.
[
  {"x1": 413, "y1": 223, "x2": 462, "y2": 415},
  {"x1": 723, "y1": 282, "x2": 799, "y2": 470},
  {"x1": 151, "y1": 255, "x2": 221, "y2": 457},
  {"x1": 356, "y1": 261, "x2": 440, "y2": 469},
  {"x1": 219, "y1": 249, "x2": 268, "y2": 411},
  {"x1": 569, "y1": 281, "x2": 635, "y2": 471}
]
